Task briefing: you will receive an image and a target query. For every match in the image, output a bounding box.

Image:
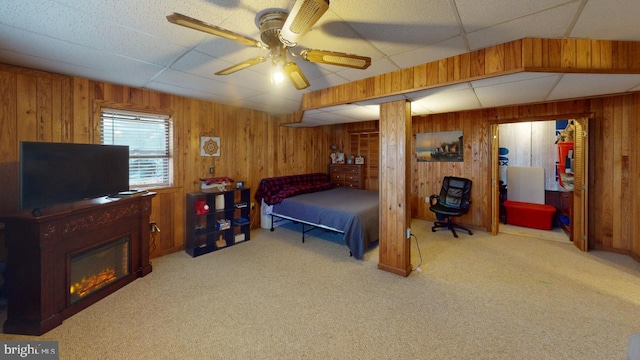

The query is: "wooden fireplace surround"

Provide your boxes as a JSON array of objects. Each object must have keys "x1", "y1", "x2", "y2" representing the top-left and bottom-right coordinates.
[{"x1": 1, "y1": 193, "x2": 155, "y2": 335}]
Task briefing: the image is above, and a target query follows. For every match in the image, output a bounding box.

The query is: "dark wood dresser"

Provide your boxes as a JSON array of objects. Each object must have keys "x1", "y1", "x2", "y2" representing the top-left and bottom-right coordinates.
[{"x1": 329, "y1": 164, "x2": 365, "y2": 189}]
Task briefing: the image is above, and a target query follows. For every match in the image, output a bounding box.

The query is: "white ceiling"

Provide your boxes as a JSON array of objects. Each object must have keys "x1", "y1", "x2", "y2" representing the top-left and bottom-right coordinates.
[{"x1": 2, "y1": 0, "x2": 640, "y2": 126}]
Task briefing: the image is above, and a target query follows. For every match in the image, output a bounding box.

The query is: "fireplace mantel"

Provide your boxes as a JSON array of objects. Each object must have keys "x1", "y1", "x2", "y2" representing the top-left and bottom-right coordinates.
[{"x1": 2, "y1": 193, "x2": 155, "y2": 335}]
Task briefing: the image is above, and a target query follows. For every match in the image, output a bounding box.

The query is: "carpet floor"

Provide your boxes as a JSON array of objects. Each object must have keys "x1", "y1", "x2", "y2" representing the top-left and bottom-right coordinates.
[{"x1": 1, "y1": 219, "x2": 639, "y2": 359}]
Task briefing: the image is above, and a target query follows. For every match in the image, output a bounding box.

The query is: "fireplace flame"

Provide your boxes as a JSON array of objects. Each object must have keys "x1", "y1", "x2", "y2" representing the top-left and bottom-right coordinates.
[{"x1": 70, "y1": 268, "x2": 117, "y2": 298}]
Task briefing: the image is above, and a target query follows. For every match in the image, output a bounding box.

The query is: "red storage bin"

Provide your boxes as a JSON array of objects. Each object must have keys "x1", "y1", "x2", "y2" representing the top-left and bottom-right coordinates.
[{"x1": 504, "y1": 200, "x2": 556, "y2": 230}]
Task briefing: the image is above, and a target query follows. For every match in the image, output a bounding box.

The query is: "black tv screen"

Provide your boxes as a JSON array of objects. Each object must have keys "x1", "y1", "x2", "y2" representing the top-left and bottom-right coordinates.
[{"x1": 20, "y1": 141, "x2": 129, "y2": 211}]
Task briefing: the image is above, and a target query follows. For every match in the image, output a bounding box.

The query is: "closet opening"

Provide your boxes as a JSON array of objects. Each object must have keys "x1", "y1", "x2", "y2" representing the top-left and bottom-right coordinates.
[{"x1": 495, "y1": 119, "x2": 575, "y2": 244}]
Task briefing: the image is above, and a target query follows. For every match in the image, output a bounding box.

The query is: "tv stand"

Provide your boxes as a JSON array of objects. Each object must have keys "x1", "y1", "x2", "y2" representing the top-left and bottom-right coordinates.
[{"x1": 1, "y1": 193, "x2": 155, "y2": 335}]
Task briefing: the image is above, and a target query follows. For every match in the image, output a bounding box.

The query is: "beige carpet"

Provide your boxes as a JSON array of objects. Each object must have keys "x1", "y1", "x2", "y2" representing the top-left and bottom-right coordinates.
[{"x1": 2, "y1": 219, "x2": 640, "y2": 359}]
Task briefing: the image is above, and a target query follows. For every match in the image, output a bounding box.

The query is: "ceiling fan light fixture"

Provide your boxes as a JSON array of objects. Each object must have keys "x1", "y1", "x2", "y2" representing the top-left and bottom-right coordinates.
[
  {"x1": 167, "y1": 13, "x2": 263, "y2": 48},
  {"x1": 279, "y1": 0, "x2": 329, "y2": 45},
  {"x1": 271, "y1": 60, "x2": 285, "y2": 84},
  {"x1": 284, "y1": 62, "x2": 310, "y2": 90},
  {"x1": 301, "y1": 49, "x2": 371, "y2": 69},
  {"x1": 216, "y1": 57, "x2": 266, "y2": 75}
]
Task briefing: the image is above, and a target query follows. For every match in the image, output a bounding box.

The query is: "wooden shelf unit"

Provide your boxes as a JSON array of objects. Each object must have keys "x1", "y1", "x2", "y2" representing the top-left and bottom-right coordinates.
[{"x1": 185, "y1": 188, "x2": 250, "y2": 257}]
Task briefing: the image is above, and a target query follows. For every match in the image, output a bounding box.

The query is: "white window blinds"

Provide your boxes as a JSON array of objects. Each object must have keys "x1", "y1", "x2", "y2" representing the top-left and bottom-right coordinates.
[{"x1": 100, "y1": 108, "x2": 172, "y2": 188}]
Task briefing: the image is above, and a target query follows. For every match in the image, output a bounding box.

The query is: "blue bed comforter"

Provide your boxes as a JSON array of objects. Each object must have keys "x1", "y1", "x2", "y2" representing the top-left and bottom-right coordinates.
[{"x1": 272, "y1": 187, "x2": 379, "y2": 259}]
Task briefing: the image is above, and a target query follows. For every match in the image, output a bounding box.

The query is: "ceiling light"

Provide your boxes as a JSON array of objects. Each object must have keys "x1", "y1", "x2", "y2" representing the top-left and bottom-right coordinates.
[{"x1": 272, "y1": 61, "x2": 285, "y2": 84}]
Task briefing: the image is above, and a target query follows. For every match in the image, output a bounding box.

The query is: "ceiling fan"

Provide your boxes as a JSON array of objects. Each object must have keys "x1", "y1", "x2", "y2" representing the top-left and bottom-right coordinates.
[{"x1": 167, "y1": 0, "x2": 371, "y2": 90}]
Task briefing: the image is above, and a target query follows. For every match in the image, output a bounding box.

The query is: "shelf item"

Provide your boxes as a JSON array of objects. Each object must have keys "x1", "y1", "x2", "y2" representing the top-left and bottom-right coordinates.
[
  {"x1": 560, "y1": 190, "x2": 573, "y2": 241},
  {"x1": 185, "y1": 188, "x2": 251, "y2": 257},
  {"x1": 328, "y1": 164, "x2": 365, "y2": 189}
]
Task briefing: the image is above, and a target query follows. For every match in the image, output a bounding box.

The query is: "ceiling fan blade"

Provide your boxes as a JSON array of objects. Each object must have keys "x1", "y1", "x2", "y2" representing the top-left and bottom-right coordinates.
[
  {"x1": 283, "y1": 62, "x2": 310, "y2": 90},
  {"x1": 167, "y1": 13, "x2": 263, "y2": 48},
  {"x1": 216, "y1": 57, "x2": 267, "y2": 75},
  {"x1": 279, "y1": 0, "x2": 329, "y2": 46},
  {"x1": 300, "y1": 49, "x2": 371, "y2": 69}
]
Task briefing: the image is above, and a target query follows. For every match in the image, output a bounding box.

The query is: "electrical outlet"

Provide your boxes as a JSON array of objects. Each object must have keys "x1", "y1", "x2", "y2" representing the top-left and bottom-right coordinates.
[
  {"x1": 250, "y1": 202, "x2": 256, "y2": 210},
  {"x1": 406, "y1": 228, "x2": 411, "y2": 239},
  {"x1": 209, "y1": 167, "x2": 214, "y2": 174},
  {"x1": 150, "y1": 222, "x2": 160, "y2": 233}
]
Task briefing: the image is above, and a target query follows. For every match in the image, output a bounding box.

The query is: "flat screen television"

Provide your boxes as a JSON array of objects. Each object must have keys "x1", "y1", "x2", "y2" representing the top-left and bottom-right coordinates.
[{"x1": 20, "y1": 141, "x2": 130, "y2": 211}]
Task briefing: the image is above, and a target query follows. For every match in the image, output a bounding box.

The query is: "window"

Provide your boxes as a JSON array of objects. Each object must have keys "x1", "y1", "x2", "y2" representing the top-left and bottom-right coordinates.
[{"x1": 100, "y1": 108, "x2": 173, "y2": 188}]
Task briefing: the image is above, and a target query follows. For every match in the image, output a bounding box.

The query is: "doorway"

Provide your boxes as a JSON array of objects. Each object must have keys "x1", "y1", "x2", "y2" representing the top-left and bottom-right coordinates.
[{"x1": 491, "y1": 118, "x2": 589, "y2": 251}]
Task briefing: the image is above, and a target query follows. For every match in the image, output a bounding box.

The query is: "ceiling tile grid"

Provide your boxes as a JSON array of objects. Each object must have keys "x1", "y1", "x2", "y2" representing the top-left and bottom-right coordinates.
[{"x1": 0, "y1": 0, "x2": 639, "y2": 126}]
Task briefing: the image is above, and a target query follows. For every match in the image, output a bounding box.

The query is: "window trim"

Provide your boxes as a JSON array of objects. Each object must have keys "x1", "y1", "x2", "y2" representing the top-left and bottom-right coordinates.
[{"x1": 94, "y1": 102, "x2": 174, "y2": 190}]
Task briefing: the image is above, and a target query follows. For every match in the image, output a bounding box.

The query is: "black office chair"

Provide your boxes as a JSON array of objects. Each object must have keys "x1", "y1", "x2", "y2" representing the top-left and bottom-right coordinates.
[{"x1": 429, "y1": 176, "x2": 473, "y2": 238}]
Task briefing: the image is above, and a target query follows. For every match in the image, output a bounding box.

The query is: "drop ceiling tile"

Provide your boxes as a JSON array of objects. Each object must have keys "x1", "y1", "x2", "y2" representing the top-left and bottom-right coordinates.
[
  {"x1": 455, "y1": 0, "x2": 576, "y2": 33},
  {"x1": 466, "y1": 2, "x2": 581, "y2": 51},
  {"x1": 353, "y1": 95, "x2": 408, "y2": 106},
  {"x1": 239, "y1": 93, "x2": 302, "y2": 114},
  {"x1": 571, "y1": 0, "x2": 640, "y2": 40},
  {"x1": 412, "y1": 88, "x2": 480, "y2": 113},
  {"x1": 473, "y1": 74, "x2": 560, "y2": 108},
  {"x1": 324, "y1": 105, "x2": 380, "y2": 121},
  {"x1": 328, "y1": 0, "x2": 461, "y2": 56},
  {"x1": 301, "y1": 109, "x2": 355, "y2": 124},
  {"x1": 152, "y1": 69, "x2": 259, "y2": 99},
  {"x1": 405, "y1": 83, "x2": 472, "y2": 100},
  {"x1": 146, "y1": 81, "x2": 237, "y2": 103},
  {"x1": 335, "y1": 57, "x2": 399, "y2": 82},
  {"x1": 390, "y1": 36, "x2": 468, "y2": 70},
  {"x1": 548, "y1": 74, "x2": 640, "y2": 100},
  {"x1": 470, "y1": 72, "x2": 557, "y2": 87},
  {"x1": 301, "y1": 10, "x2": 385, "y2": 60}
]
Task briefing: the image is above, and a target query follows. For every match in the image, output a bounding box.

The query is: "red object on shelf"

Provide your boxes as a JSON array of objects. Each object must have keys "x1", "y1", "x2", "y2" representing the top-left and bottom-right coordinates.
[
  {"x1": 557, "y1": 141, "x2": 574, "y2": 166},
  {"x1": 556, "y1": 163, "x2": 566, "y2": 186},
  {"x1": 504, "y1": 200, "x2": 556, "y2": 230}
]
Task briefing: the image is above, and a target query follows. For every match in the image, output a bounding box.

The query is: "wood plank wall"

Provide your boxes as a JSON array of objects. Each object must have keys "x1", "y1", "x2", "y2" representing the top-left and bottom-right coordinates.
[
  {"x1": 301, "y1": 38, "x2": 640, "y2": 111},
  {"x1": 337, "y1": 95, "x2": 640, "y2": 262},
  {"x1": 0, "y1": 63, "x2": 335, "y2": 259},
  {"x1": 1, "y1": 61, "x2": 639, "y2": 264}
]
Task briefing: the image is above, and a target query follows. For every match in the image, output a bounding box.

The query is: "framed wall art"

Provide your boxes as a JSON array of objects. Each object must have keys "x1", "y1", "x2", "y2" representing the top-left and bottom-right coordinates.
[
  {"x1": 200, "y1": 136, "x2": 220, "y2": 157},
  {"x1": 416, "y1": 130, "x2": 463, "y2": 162}
]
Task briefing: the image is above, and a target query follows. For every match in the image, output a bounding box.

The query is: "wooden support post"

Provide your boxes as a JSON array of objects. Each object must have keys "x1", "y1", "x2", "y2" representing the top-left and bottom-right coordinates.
[{"x1": 378, "y1": 100, "x2": 412, "y2": 276}]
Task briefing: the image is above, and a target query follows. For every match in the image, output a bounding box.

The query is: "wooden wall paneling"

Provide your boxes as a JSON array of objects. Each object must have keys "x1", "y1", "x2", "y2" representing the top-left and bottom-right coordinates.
[
  {"x1": 3, "y1": 61, "x2": 640, "y2": 264},
  {"x1": 50, "y1": 79, "x2": 62, "y2": 142},
  {"x1": 601, "y1": 97, "x2": 615, "y2": 249},
  {"x1": 72, "y1": 78, "x2": 90, "y2": 143},
  {"x1": 198, "y1": 100, "x2": 215, "y2": 180},
  {"x1": 612, "y1": 97, "x2": 626, "y2": 250},
  {"x1": 378, "y1": 100, "x2": 411, "y2": 276},
  {"x1": 36, "y1": 77, "x2": 52, "y2": 141},
  {"x1": 632, "y1": 94, "x2": 640, "y2": 261},
  {"x1": 576, "y1": 39, "x2": 592, "y2": 68},
  {"x1": 485, "y1": 43, "x2": 506, "y2": 74},
  {"x1": 0, "y1": 70, "x2": 18, "y2": 214},
  {"x1": 16, "y1": 73, "x2": 37, "y2": 142},
  {"x1": 561, "y1": 39, "x2": 577, "y2": 69}
]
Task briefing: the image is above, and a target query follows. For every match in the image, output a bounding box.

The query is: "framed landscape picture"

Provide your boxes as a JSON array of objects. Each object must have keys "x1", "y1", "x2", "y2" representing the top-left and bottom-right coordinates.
[{"x1": 416, "y1": 130, "x2": 463, "y2": 162}]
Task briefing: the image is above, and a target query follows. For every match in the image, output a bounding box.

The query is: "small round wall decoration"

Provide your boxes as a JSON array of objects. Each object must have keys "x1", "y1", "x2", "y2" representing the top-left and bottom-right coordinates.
[{"x1": 200, "y1": 136, "x2": 220, "y2": 156}]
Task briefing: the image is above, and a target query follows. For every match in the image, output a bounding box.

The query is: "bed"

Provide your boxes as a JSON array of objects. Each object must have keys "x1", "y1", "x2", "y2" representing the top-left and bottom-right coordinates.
[{"x1": 255, "y1": 173, "x2": 379, "y2": 259}]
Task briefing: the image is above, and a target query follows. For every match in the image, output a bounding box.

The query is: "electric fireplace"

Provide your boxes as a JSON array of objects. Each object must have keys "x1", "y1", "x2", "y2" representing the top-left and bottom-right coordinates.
[
  {"x1": 1, "y1": 193, "x2": 155, "y2": 335},
  {"x1": 69, "y1": 236, "x2": 130, "y2": 304}
]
